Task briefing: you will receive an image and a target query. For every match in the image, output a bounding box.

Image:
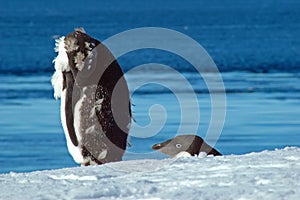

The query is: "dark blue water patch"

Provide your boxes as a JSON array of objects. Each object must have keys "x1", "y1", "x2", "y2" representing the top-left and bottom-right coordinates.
[
  {"x1": 0, "y1": 89, "x2": 53, "y2": 100},
  {"x1": 0, "y1": 74, "x2": 54, "y2": 100},
  {"x1": 270, "y1": 96, "x2": 300, "y2": 101},
  {"x1": 0, "y1": 133, "x2": 77, "y2": 174},
  {"x1": 218, "y1": 135, "x2": 300, "y2": 155},
  {"x1": 227, "y1": 88, "x2": 300, "y2": 94},
  {"x1": 1, "y1": 0, "x2": 300, "y2": 75},
  {"x1": 0, "y1": 100, "x2": 31, "y2": 106},
  {"x1": 1, "y1": 72, "x2": 300, "y2": 101},
  {"x1": 131, "y1": 88, "x2": 300, "y2": 95},
  {"x1": 130, "y1": 85, "x2": 300, "y2": 95}
]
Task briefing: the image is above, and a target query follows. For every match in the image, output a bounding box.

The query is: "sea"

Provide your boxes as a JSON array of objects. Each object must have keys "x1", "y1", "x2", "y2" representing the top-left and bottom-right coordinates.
[{"x1": 0, "y1": 0, "x2": 300, "y2": 174}]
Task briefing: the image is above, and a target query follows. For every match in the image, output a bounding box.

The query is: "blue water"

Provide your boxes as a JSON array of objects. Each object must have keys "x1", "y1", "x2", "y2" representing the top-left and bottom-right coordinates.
[{"x1": 1, "y1": 0, "x2": 300, "y2": 174}]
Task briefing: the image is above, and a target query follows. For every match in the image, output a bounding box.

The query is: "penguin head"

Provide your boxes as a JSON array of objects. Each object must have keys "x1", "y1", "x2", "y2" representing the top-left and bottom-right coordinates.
[
  {"x1": 152, "y1": 135, "x2": 204, "y2": 158},
  {"x1": 64, "y1": 28, "x2": 99, "y2": 75},
  {"x1": 152, "y1": 134, "x2": 222, "y2": 157},
  {"x1": 52, "y1": 28, "x2": 100, "y2": 99}
]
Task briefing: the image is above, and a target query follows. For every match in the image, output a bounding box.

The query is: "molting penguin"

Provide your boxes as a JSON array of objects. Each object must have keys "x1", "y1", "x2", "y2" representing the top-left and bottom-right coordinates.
[
  {"x1": 152, "y1": 135, "x2": 221, "y2": 158},
  {"x1": 51, "y1": 28, "x2": 131, "y2": 166}
]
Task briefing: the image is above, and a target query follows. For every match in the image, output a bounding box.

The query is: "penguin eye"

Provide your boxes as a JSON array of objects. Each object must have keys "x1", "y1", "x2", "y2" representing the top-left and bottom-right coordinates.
[{"x1": 175, "y1": 143, "x2": 182, "y2": 148}]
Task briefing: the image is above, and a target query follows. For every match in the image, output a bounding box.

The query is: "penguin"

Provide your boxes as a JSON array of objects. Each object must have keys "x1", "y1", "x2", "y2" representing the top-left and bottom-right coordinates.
[
  {"x1": 152, "y1": 135, "x2": 222, "y2": 158},
  {"x1": 51, "y1": 28, "x2": 131, "y2": 166}
]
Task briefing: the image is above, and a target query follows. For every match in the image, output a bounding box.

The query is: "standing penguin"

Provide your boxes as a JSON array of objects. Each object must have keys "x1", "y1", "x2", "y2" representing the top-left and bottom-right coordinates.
[
  {"x1": 51, "y1": 28, "x2": 131, "y2": 166},
  {"x1": 152, "y1": 135, "x2": 221, "y2": 158}
]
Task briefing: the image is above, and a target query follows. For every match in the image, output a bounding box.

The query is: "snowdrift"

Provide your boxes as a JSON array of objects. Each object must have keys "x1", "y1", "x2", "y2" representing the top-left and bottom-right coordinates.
[{"x1": 1, "y1": 147, "x2": 299, "y2": 200}]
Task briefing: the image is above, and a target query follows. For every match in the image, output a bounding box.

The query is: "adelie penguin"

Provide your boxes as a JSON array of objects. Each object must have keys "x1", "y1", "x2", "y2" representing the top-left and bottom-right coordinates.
[
  {"x1": 51, "y1": 28, "x2": 131, "y2": 166},
  {"x1": 152, "y1": 135, "x2": 222, "y2": 158}
]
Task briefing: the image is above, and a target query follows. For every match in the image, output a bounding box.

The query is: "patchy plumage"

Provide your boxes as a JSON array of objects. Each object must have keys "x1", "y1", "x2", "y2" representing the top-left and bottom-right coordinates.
[{"x1": 51, "y1": 29, "x2": 131, "y2": 166}]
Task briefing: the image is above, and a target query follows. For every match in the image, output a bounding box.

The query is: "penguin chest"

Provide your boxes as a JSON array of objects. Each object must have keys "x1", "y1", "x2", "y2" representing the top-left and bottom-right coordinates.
[
  {"x1": 62, "y1": 85, "x2": 109, "y2": 165},
  {"x1": 60, "y1": 89, "x2": 85, "y2": 164}
]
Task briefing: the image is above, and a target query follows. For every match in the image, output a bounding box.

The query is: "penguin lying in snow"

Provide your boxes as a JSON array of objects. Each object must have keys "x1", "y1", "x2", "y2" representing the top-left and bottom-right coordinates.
[
  {"x1": 152, "y1": 135, "x2": 222, "y2": 158},
  {"x1": 52, "y1": 28, "x2": 131, "y2": 166}
]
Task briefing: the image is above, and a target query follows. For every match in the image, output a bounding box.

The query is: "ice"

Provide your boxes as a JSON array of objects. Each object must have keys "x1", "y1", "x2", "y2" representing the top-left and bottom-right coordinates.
[
  {"x1": 1, "y1": 147, "x2": 300, "y2": 200},
  {"x1": 49, "y1": 174, "x2": 98, "y2": 181}
]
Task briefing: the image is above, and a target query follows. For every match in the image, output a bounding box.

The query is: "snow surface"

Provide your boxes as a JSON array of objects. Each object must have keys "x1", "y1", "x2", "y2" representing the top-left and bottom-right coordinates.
[{"x1": 1, "y1": 147, "x2": 300, "y2": 200}]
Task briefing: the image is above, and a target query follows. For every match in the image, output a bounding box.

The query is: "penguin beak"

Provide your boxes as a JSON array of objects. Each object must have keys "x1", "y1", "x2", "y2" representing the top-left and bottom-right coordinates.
[{"x1": 152, "y1": 143, "x2": 162, "y2": 150}]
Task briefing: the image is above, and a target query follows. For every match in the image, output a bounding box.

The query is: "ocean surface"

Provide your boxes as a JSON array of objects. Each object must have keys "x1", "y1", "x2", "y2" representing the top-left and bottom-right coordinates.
[{"x1": 0, "y1": 0, "x2": 300, "y2": 174}]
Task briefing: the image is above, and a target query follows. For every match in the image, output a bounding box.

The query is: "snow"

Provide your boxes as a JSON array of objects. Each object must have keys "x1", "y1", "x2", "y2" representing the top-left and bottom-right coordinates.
[
  {"x1": 1, "y1": 147, "x2": 300, "y2": 200},
  {"x1": 174, "y1": 151, "x2": 192, "y2": 158}
]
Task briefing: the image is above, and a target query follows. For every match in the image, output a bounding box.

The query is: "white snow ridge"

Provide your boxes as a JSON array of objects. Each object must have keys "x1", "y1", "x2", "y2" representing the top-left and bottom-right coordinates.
[{"x1": 0, "y1": 147, "x2": 300, "y2": 200}]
